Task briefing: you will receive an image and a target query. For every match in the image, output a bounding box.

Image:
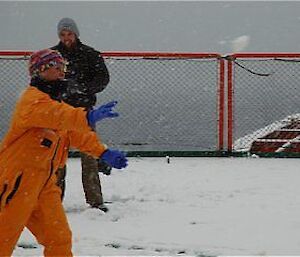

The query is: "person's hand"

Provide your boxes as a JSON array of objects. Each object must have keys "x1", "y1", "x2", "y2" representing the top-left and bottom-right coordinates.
[
  {"x1": 101, "y1": 149, "x2": 128, "y2": 169},
  {"x1": 87, "y1": 101, "x2": 119, "y2": 127},
  {"x1": 98, "y1": 158, "x2": 112, "y2": 175}
]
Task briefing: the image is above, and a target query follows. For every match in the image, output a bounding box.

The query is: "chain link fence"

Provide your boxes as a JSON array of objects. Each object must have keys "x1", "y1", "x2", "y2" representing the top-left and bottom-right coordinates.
[
  {"x1": 229, "y1": 54, "x2": 300, "y2": 153},
  {"x1": 0, "y1": 52, "x2": 223, "y2": 154},
  {"x1": 0, "y1": 57, "x2": 29, "y2": 141}
]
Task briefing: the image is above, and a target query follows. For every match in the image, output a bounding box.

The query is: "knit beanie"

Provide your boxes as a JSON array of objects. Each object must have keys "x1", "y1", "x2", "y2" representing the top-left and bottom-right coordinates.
[
  {"x1": 57, "y1": 17, "x2": 80, "y2": 38},
  {"x1": 29, "y1": 49, "x2": 65, "y2": 78}
]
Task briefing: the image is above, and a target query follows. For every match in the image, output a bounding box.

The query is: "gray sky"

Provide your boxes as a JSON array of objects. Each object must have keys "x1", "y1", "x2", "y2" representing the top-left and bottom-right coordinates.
[{"x1": 1, "y1": 1, "x2": 300, "y2": 53}]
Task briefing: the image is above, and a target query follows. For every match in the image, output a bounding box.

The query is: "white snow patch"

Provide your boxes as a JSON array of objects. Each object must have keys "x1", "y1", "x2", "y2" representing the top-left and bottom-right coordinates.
[
  {"x1": 13, "y1": 157, "x2": 300, "y2": 256},
  {"x1": 234, "y1": 113, "x2": 300, "y2": 151}
]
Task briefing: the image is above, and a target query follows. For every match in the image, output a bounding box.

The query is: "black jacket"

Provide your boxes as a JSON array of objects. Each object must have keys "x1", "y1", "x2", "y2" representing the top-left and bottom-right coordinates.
[
  {"x1": 30, "y1": 77, "x2": 66, "y2": 102},
  {"x1": 51, "y1": 39, "x2": 110, "y2": 108}
]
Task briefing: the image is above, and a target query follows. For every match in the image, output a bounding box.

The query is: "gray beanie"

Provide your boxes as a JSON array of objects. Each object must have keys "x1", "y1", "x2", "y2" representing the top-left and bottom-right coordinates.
[{"x1": 57, "y1": 17, "x2": 80, "y2": 37}]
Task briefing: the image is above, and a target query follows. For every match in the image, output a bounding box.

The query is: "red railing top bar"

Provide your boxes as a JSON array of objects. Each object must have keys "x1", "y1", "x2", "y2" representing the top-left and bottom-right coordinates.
[
  {"x1": 0, "y1": 51, "x2": 33, "y2": 56},
  {"x1": 229, "y1": 53, "x2": 300, "y2": 58},
  {"x1": 0, "y1": 51, "x2": 221, "y2": 59},
  {"x1": 102, "y1": 52, "x2": 221, "y2": 58},
  {"x1": 3, "y1": 51, "x2": 300, "y2": 59}
]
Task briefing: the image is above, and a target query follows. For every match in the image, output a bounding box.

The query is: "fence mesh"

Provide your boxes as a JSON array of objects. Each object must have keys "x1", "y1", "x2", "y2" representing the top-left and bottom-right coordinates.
[
  {"x1": 0, "y1": 54, "x2": 221, "y2": 153},
  {"x1": 232, "y1": 57, "x2": 300, "y2": 152},
  {"x1": 0, "y1": 57, "x2": 29, "y2": 141}
]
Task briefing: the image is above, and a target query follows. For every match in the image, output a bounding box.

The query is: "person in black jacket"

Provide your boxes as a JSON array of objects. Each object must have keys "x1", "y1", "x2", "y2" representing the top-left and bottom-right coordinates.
[{"x1": 52, "y1": 17, "x2": 111, "y2": 212}]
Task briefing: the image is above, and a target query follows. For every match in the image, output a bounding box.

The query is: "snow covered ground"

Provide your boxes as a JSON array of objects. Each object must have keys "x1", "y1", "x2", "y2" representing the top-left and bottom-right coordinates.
[{"x1": 13, "y1": 157, "x2": 300, "y2": 256}]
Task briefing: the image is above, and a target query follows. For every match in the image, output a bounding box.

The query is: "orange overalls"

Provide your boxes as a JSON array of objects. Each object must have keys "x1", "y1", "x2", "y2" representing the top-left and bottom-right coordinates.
[{"x1": 0, "y1": 86, "x2": 106, "y2": 256}]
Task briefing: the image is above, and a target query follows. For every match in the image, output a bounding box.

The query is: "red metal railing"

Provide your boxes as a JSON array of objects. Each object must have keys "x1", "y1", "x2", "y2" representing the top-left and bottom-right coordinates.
[{"x1": 226, "y1": 52, "x2": 300, "y2": 152}]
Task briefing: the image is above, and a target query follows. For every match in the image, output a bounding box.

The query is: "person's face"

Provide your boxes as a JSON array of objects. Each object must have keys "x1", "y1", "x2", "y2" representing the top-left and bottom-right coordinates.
[
  {"x1": 39, "y1": 64, "x2": 65, "y2": 81},
  {"x1": 59, "y1": 30, "x2": 76, "y2": 49}
]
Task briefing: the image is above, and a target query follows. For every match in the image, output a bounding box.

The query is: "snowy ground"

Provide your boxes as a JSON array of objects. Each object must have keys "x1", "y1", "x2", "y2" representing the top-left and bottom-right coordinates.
[{"x1": 13, "y1": 157, "x2": 300, "y2": 256}]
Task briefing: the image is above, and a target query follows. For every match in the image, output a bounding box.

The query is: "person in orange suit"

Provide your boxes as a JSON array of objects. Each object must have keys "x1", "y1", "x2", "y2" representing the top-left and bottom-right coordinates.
[{"x1": 0, "y1": 49, "x2": 128, "y2": 257}]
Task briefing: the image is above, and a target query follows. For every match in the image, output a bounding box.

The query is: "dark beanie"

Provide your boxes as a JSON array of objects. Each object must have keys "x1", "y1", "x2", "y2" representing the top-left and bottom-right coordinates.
[{"x1": 57, "y1": 17, "x2": 80, "y2": 37}]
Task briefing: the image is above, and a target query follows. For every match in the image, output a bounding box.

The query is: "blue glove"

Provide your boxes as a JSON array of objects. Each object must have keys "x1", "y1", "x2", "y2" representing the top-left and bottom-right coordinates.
[
  {"x1": 87, "y1": 101, "x2": 119, "y2": 127},
  {"x1": 98, "y1": 158, "x2": 112, "y2": 175},
  {"x1": 101, "y1": 149, "x2": 128, "y2": 169}
]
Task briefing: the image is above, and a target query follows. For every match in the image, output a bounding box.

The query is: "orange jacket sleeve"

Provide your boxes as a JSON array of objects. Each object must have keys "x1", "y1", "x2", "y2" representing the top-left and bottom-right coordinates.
[
  {"x1": 68, "y1": 130, "x2": 107, "y2": 158},
  {"x1": 17, "y1": 87, "x2": 92, "y2": 133}
]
